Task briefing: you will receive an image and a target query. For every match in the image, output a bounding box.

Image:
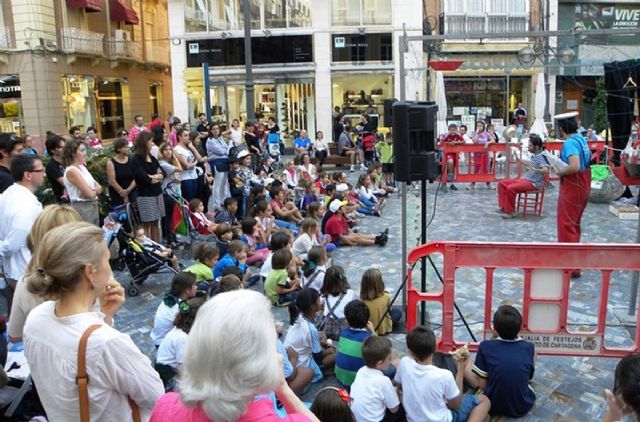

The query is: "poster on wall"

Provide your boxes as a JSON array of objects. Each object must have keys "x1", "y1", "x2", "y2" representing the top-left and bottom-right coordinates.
[
  {"x1": 452, "y1": 106, "x2": 468, "y2": 116},
  {"x1": 560, "y1": 3, "x2": 640, "y2": 45},
  {"x1": 461, "y1": 115, "x2": 475, "y2": 128}
]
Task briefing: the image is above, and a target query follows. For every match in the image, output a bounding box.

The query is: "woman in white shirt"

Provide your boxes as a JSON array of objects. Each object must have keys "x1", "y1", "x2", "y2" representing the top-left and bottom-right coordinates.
[
  {"x1": 174, "y1": 127, "x2": 204, "y2": 201},
  {"x1": 313, "y1": 130, "x2": 330, "y2": 168},
  {"x1": 23, "y1": 222, "x2": 164, "y2": 421},
  {"x1": 298, "y1": 153, "x2": 317, "y2": 183},
  {"x1": 62, "y1": 139, "x2": 102, "y2": 225},
  {"x1": 223, "y1": 118, "x2": 244, "y2": 148},
  {"x1": 158, "y1": 142, "x2": 183, "y2": 245},
  {"x1": 206, "y1": 124, "x2": 231, "y2": 211}
]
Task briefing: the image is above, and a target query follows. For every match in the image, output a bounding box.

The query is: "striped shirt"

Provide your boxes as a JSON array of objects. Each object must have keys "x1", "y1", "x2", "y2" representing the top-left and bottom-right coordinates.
[
  {"x1": 335, "y1": 327, "x2": 372, "y2": 387},
  {"x1": 524, "y1": 152, "x2": 549, "y2": 190}
]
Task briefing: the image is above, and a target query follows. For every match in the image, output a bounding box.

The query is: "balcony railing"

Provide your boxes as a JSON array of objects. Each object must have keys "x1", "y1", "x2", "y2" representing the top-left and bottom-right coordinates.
[
  {"x1": 107, "y1": 39, "x2": 142, "y2": 60},
  {"x1": 0, "y1": 26, "x2": 12, "y2": 49},
  {"x1": 61, "y1": 27, "x2": 105, "y2": 55},
  {"x1": 145, "y1": 45, "x2": 170, "y2": 65},
  {"x1": 444, "y1": 14, "x2": 529, "y2": 40}
]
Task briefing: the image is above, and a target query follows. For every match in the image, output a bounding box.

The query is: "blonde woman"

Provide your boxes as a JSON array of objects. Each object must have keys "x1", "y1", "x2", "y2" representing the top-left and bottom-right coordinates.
[
  {"x1": 62, "y1": 139, "x2": 102, "y2": 225},
  {"x1": 23, "y1": 222, "x2": 164, "y2": 421},
  {"x1": 8, "y1": 205, "x2": 82, "y2": 344}
]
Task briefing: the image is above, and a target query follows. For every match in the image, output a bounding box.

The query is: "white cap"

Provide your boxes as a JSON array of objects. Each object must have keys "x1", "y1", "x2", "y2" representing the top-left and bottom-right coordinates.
[
  {"x1": 553, "y1": 111, "x2": 578, "y2": 120},
  {"x1": 336, "y1": 183, "x2": 349, "y2": 193},
  {"x1": 329, "y1": 199, "x2": 348, "y2": 213},
  {"x1": 236, "y1": 149, "x2": 250, "y2": 159}
]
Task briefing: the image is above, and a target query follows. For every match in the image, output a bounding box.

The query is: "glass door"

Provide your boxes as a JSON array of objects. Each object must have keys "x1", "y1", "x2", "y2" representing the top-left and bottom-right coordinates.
[{"x1": 276, "y1": 81, "x2": 315, "y2": 145}]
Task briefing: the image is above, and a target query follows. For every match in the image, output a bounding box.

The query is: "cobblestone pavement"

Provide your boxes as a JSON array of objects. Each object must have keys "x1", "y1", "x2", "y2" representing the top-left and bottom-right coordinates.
[{"x1": 111, "y1": 171, "x2": 639, "y2": 422}]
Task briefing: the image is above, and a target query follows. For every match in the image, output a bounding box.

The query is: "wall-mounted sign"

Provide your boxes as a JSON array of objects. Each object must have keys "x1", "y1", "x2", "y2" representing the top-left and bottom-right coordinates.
[
  {"x1": 186, "y1": 35, "x2": 313, "y2": 67},
  {"x1": 559, "y1": 2, "x2": 640, "y2": 45},
  {"x1": 0, "y1": 76, "x2": 21, "y2": 99},
  {"x1": 331, "y1": 33, "x2": 392, "y2": 63}
]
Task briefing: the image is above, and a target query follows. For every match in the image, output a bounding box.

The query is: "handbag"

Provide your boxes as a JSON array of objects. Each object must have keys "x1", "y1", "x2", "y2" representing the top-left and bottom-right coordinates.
[
  {"x1": 211, "y1": 157, "x2": 230, "y2": 173},
  {"x1": 78, "y1": 324, "x2": 141, "y2": 422},
  {"x1": 589, "y1": 164, "x2": 625, "y2": 203},
  {"x1": 322, "y1": 293, "x2": 347, "y2": 341}
]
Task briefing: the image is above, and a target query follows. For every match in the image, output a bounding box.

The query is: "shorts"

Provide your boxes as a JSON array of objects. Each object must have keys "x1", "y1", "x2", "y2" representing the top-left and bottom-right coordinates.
[
  {"x1": 381, "y1": 163, "x2": 394, "y2": 173},
  {"x1": 451, "y1": 394, "x2": 480, "y2": 422}
]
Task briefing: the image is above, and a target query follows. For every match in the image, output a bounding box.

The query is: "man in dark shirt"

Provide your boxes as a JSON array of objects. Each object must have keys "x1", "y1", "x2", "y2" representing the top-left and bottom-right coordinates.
[
  {"x1": 0, "y1": 133, "x2": 25, "y2": 193},
  {"x1": 196, "y1": 113, "x2": 209, "y2": 143},
  {"x1": 44, "y1": 133, "x2": 67, "y2": 202}
]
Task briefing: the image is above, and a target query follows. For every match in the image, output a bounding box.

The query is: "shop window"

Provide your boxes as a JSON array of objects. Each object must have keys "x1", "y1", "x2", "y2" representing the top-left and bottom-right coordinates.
[
  {"x1": 265, "y1": 0, "x2": 311, "y2": 29},
  {"x1": 0, "y1": 75, "x2": 23, "y2": 134},
  {"x1": 332, "y1": 74, "x2": 393, "y2": 130},
  {"x1": 444, "y1": 0, "x2": 528, "y2": 36},
  {"x1": 149, "y1": 83, "x2": 161, "y2": 116},
  {"x1": 97, "y1": 80, "x2": 124, "y2": 139},
  {"x1": 62, "y1": 75, "x2": 97, "y2": 134},
  {"x1": 184, "y1": 0, "x2": 208, "y2": 32},
  {"x1": 332, "y1": 0, "x2": 391, "y2": 26}
]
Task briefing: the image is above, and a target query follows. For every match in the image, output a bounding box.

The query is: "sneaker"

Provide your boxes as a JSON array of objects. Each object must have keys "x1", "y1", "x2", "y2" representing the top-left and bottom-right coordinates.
[
  {"x1": 450, "y1": 184, "x2": 458, "y2": 191},
  {"x1": 466, "y1": 183, "x2": 476, "y2": 191},
  {"x1": 571, "y1": 270, "x2": 582, "y2": 279},
  {"x1": 373, "y1": 210, "x2": 381, "y2": 217},
  {"x1": 502, "y1": 212, "x2": 517, "y2": 219},
  {"x1": 486, "y1": 183, "x2": 494, "y2": 190},
  {"x1": 382, "y1": 228, "x2": 389, "y2": 235},
  {"x1": 356, "y1": 212, "x2": 366, "y2": 218},
  {"x1": 350, "y1": 165, "x2": 355, "y2": 173},
  {"x1": 360, "y1": 164, "x2": 368, "y2": 171}
]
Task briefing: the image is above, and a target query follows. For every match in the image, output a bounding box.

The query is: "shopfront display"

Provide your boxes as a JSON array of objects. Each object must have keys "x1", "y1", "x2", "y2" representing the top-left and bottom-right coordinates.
[
  {"x1": 444, "y1": 77, "x2": 528, "y2": 126},
  {"x1": 332, "y1": 73, "x2": 393, "y2": 128},
  {"x1": 62, "y1": 75, "x2": 97, "y2": 134},
  {"x1": 0, "y1": 75, "x2": 23, "y2": 134},
  {"x1": 97, "y1": 80, "x2": 124, "y2": 139}
]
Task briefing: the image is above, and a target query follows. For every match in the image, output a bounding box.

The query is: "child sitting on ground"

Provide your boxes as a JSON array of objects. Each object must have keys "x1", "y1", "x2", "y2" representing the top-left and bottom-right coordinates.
[
  {"x1": 133, "y1": 226, "x2": 181, "y2": 271},
  {"x1": 360, "y1": 268, "x2": 402, "y2": 335},
  {"x1": 351, "y1": 336, "x2": 403, "y2": 422},
  {"x1": 150, "y1": 272, "x2": 197, "y2": 348},
  {"x1": 300, "y1": 181, "x2": 320, "y2": 211},
  {"x1": 356, "y1": 174, "x2": 382, "y2": 217},
  {"x1": 310, "y1": 387, "x2": 355, "y2": 422},
  {"x1": 214, "y1": 223, "x2": 233, "y2": 258},
  {"x1": 155, "y1": 296, "x2": 205, "y2": 391},
  {"x1": 184, "y1": 243, "x2": 219, "y2": 295},
  {"x1": 264, "y1": 249, "x2": 300, "y2": 306},
  {"x1": 321, "y1": 265, "x2": 358, "y2": 341},
  {"x1": 464, "y1": 305, "x2": 535, "y2": 418},
  {"x1": 260, "y1": 231, "x2": 303, "y2": 280},
  {"x1": 301, "y1": 246, "x2": 328, "y2": 293},
  {"x1": 240, "y1": 217, "x2": 270, "y2": 265},
  {"x1": 213, "y1": 240, "x2": 250, "y2": 285},
  {"x1": 277, "y1": 337, "x2": 314, "y2": 396},
  {"x1": 292, "y1": 218, "x2": 332, "y2": 260},
  {"x1": 217, "y1": 274, "x2": 243, "y2": 293},
  {"x1": 214, "y1": 197, "x2": 240, "y2": 228},
  {"x1": 188, "y1": 198, "x2": 218, "y2": 239},
  {"x1": 284, "y1": 287, "x2": 336, "y2": 383},
  {"x1": 395, "y1": 326, "x2": 490, "y2": 422},
  {"x1": 335, "y1": 300, "x2": 376, "y2": 388}
]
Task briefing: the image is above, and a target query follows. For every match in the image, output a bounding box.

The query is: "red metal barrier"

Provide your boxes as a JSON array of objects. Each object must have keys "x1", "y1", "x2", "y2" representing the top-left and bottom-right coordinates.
[
  {"x1": 440, "y1": 143, "x2": 513, "y2": 184},
  {"x1": 543, "y1": 141, "x2": 606, "y2": 181},
  {"x1": 406, "y1": 241, "x2": 640, "y2": 358}
]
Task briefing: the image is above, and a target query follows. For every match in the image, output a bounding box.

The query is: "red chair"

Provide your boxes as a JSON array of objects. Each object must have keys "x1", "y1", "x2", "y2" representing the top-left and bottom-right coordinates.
[{"x1": 516, "y1": 185, "x2": 545, "y2": 216}]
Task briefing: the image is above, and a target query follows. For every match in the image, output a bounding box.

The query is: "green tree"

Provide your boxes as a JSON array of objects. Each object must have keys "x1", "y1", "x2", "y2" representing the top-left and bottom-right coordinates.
[{"x1": 593, "y1": 76, "x2": 608, "y2": 133}]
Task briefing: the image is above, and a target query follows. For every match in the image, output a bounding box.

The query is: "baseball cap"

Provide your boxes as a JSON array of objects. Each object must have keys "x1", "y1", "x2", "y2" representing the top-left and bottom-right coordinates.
[
  {"x1": 329, "y1": 199, "x2": 348, "y2": 213},
  {"x1": 236, "y1": 149, "x2": 250, "y2": 159},
  {"x1": 336, "y1": 183, "x2": 349, "y2": 193}
]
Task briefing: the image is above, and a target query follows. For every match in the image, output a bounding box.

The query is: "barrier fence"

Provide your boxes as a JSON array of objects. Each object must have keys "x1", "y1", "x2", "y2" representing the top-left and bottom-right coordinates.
[{"x1": 406, "y1": 241, "x2": 640, "y2": 358}]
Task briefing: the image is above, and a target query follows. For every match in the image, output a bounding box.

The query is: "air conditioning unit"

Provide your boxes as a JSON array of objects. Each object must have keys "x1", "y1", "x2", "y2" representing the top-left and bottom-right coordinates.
[{"x1": 114, "y1": 29, "x2": 130, "y2": 56}]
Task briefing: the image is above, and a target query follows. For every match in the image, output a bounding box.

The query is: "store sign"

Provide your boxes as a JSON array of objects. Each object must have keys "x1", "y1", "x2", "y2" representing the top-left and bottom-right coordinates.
[
  {"x1": 185, "y1": 35, "x2": 313, "y2": 67},
  {"x1": 331, "y1": 33, "x2": 392, "y2": 63},
  {"x1": 0, "y1": 77, "x2": 21, "y2": 99},
  {"x1": 559, "y1": 3, "x2": 640, "y2": 44}
]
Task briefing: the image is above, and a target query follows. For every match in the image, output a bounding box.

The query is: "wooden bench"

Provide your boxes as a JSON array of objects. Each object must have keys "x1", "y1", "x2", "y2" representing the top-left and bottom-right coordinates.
[{"x1": 323, "y1": 142, "x2": 351, "y2": 167}]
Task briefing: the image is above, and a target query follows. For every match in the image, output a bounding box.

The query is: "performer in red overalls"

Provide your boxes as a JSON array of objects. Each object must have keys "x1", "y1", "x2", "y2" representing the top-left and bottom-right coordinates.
[{"x1": 554, "y1": 112, "x2": 592, "y2": 278}]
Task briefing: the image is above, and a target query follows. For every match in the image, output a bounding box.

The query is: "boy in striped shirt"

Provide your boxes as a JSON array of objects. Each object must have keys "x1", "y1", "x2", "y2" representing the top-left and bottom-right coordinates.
[{"x1": 335, "y1": 300, "x2": 375, "y2": 387}]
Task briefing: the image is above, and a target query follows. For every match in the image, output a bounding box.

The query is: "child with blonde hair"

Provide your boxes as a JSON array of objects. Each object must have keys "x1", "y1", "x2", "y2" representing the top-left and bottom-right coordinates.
[{"x1": 360, "y1": 268, "x2": 402, "y2": 335}]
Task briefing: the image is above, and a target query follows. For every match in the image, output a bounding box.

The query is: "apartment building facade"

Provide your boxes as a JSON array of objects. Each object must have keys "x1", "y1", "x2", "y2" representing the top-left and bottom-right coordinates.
[
  {"x1": 423, "y1": 0, "x2": 543, "y2": 130},
  {"x1": 0, "y1": 0, "x2": 172, "y2": 147},
  {"x1": 168, "y1": 0, "x2": 425, "y2": 143}
]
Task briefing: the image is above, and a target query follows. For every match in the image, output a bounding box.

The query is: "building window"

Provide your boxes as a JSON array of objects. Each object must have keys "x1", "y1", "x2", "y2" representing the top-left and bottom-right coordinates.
[
  {"x1": 331, "y1": 0, "x2": 391, "y2": 26},
  {"x1": 444, "y1": 0, "x2": 528, "y2": 37},
  {"x1": 184, "y1": 0, "x2": 311, "y2": 33},
  {"x1": 62, "y1": 75, "x2": 97, "y2": 134}
]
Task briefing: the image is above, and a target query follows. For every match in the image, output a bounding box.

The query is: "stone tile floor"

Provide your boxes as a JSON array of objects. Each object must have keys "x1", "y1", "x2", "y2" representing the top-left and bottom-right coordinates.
[{"x1": 110, "y1": 172, "x2": 640, "y2": 422}]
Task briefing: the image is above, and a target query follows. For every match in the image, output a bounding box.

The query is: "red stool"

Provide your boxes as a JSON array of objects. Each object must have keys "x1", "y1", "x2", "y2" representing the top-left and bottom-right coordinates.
[{"x1": 516, "y1": 187, "x2": 545, "y2": 216}]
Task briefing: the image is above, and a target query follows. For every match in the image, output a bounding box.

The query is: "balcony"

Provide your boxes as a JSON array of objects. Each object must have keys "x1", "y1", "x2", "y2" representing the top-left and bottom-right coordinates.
[
  {"x1": 0, "y1": 26, "x2": 12, "y2": 50},
  {"x1": 61, "y1": 27, "x2": 105, "y2": 56},
  {"x1": 145, "y1": 45, "x2": 170, "y2": 65},
  {"x1": 107, "y1": 39, "x2": 142, "y2": 60}
]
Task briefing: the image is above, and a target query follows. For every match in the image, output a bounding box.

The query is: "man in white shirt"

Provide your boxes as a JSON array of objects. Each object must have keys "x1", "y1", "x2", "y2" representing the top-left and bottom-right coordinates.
[{"x1": 0, "y1": 154, "x2": 44, "y2": 311}]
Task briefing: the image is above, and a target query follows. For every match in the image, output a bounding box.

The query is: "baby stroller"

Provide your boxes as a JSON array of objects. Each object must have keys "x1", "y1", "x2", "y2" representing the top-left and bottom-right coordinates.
[{"x1": 266, "y1": 132, "x2": 282, "y2": 163}]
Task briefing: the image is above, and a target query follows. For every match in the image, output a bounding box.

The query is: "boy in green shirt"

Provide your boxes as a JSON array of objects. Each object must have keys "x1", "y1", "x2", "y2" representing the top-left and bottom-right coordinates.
[
  {"x1": 264, "y1": 249, "x2": 300, "y2": 306},
  {"x1": 376, "y1": 133, "x2": 394, "y2": 186}
]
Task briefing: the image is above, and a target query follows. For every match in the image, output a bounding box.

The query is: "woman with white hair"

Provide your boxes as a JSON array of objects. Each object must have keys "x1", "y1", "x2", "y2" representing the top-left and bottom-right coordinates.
[
  {"x1": 23, "y1": 222, "x2": 164, "y2": 421},
  {"x1": 151, "y1": 290, "x2": 319, "y2": 422}
]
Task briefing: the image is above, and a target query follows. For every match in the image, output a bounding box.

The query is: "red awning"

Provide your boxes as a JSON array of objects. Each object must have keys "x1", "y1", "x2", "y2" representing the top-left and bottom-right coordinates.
[
  {"x1": 110, "y1": 0, "x2": 139, "y2": 25},
  {"x1": 66, "y1": 0, "x2": 103, "y2": 12}
]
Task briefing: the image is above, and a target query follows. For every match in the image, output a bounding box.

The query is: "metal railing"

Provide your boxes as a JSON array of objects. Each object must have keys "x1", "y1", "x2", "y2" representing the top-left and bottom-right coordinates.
[
  {"x1": 106, "y1": 39, "x2": 142, "y2": 60},
  {"x1": 61, "y1": 27, "x2": 105, "y2": 55},
  {"x1": 445, "y1": 14, "x2": 529, "y2": 40},
  {"x1": 0, "y1": 26, "x2": 12, "y2": 49}
]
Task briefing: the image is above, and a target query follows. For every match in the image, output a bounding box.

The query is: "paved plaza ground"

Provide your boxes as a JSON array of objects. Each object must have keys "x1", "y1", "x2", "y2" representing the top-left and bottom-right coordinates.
[{"x1": 112, "y1": 171, "x2": 639, "y2": 422}]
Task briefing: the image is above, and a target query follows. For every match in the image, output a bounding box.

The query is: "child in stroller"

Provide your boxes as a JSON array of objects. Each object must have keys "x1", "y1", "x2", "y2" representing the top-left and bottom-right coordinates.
[{"x1": 133, "y1": 226, "x2": 181, "y2": 272}]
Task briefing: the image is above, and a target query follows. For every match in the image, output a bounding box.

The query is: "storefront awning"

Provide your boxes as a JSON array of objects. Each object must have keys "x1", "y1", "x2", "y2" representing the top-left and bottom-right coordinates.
[
  {"x1": 109, "y1": 0, "x2": 139, "y2": 25},
  {"x1": 66, "y1": 0, "x2": 103, "y2": 12}
]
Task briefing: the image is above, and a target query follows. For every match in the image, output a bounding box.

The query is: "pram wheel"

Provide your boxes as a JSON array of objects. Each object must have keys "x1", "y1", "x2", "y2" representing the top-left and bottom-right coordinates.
[{"x1": 127, "y1": 284, "x2": 140, "y2": 297}]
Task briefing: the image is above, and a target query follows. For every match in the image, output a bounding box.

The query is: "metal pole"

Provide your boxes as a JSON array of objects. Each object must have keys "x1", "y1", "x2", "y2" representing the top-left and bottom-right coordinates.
[
  {"x1": 203, "y1": 63, "x2": 212, "y2": 122},
  {"x1": 399, "y1": 29, "x2": 407, "y2": 311},
  {"x1": 420, "y1": 179, "x2": 427, "y2": 325},
  {"x1": 505, "y1": 70, "x2": 511, "y2": 178},
  {"x1": 543, "y1": 0, "x2": 552, "y2": 122},
  {"x1": 242, "y1": 0, "x2": 255, "y2": 123},
  {"x1": 628, "y1": 210, "x2": 640, "y2": 315}
]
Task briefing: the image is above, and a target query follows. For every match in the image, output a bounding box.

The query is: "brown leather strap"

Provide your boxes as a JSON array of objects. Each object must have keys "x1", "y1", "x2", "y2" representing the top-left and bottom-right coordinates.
[
  {"x1": 129, "y1": 396, "x2": 141, "y2": 422},
  {"x1": 77, "y1": 324, "x2": 102, "y2": 422}
]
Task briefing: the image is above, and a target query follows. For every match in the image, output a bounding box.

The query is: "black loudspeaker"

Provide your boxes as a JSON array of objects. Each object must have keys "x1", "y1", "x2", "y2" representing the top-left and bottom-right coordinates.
[
  {"x1": 393, "y1": 101, "x2": 438, "y2": 182},
  {"x1": 383, "y1": 98, "x2": 398, "y2": 127}
]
